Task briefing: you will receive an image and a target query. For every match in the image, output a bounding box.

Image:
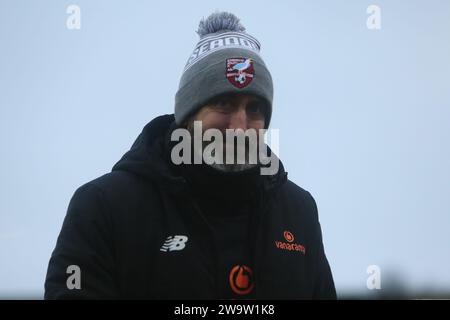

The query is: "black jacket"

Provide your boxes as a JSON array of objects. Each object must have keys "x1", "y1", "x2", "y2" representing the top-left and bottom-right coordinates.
[{"x1": 45, "y1": 114, "x2": 336, "y2": 299}]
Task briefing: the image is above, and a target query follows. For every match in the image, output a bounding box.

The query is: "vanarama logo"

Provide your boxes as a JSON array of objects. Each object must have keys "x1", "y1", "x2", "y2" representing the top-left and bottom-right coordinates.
[{"x1": 274, "y1": 230, "x2": 306, "y2": 255}]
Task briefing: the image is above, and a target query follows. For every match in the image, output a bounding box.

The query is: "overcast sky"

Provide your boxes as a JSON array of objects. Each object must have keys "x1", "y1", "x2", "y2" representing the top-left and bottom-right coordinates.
[{"x1": 1, "y1": 0, "x2": 449, "y2": 298}]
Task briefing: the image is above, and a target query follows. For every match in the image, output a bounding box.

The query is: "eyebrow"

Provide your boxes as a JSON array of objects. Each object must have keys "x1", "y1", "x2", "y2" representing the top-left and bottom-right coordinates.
[
  {"x1": 208, "y1": 94, "x2": 261, "y2": 107},
  {"x1": 230, "y1": 95, "x2": 260, "y2": 103}
]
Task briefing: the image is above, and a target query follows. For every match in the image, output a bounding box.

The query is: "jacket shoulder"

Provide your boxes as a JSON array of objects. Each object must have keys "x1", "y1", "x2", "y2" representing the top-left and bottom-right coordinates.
[
  {"x1": 78, "y1": 170, "x2": 160, "y2": 202},
  {"x1": 84, "y1": 170, "x2": 149, "y2": 194},
  {"x1": 278, "y1": 179, "x2": 319, "y2": 218},
  {"x1": 282, "y1": 179, "x2": 314, "y2": 199},
  {"x1": 73, "y1": 170, "x2": 163, "y2": 222}
]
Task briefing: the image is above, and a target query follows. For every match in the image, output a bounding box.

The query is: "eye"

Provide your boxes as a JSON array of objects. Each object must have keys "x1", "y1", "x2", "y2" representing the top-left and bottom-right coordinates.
[
  {"x1": 212, "y1": 97, "x2": 234, "y2": 112},
  {"x1": 246, "y1": 100, "x2": 265, "y2": 116}
]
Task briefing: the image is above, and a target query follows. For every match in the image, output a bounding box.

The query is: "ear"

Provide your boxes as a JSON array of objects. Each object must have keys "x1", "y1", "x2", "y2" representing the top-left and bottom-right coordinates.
[
  {"x1": 184, "y1": 106, "x2": 205, "y2": 131},
  {"x1": 184, "y1": 115, "x2": 195, "y2": 131}
]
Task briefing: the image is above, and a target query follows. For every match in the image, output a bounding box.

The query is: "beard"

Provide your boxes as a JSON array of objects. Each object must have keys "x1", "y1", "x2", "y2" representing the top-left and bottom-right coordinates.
[
  {"x1": 209, "y1": 159, "x2": 257, "y2": 172},
  {"x1": 188, "y1": 125, "x2": 260, "y2": 173},
  {"x1": 207, "y1": 139, "x2": 258, "y2": 172}
]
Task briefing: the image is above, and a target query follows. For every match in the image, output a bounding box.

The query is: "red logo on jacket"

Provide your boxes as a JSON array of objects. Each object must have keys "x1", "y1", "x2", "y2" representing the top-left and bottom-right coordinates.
[{"x1": 229, "y1": 265, "x2": 254, "y2": 295}]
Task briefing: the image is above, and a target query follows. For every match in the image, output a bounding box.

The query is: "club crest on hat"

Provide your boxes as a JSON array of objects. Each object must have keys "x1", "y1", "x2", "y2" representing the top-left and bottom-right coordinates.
[{"x1": 226, "y1": 58, "x2": 255, "y2": 88}]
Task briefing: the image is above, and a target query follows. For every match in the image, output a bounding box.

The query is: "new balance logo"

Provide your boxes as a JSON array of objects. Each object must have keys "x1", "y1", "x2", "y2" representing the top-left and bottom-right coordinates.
[{"x1": 160, "y1": 235, "x2": 188, "y2": 252}]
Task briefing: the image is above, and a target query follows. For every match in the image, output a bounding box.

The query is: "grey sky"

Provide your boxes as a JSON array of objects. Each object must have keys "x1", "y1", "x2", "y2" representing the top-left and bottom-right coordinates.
[{"x1": 1, "y1": 0, "x2": 449, "y2": 298}]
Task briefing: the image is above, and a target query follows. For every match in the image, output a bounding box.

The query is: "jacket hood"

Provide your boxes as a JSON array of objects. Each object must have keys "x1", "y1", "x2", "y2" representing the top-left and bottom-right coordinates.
[{"x1": 112, "y1": 114, "x2": 184, "y2": 190}]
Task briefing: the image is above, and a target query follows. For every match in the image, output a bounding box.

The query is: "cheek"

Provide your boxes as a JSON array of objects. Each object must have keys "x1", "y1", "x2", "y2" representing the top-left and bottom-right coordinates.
[
  {"x1": 248, "y1": 119, "x2": 265, "y2": 131},
  {"x1": 198, "y1": 112, "x2": 229, "y2": 131}
]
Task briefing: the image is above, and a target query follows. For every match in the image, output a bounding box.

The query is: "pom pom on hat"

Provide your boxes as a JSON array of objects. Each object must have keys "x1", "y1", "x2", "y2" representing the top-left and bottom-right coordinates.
[{"x1": 197, "y1": 11, "x2": 246, "y2": 38}]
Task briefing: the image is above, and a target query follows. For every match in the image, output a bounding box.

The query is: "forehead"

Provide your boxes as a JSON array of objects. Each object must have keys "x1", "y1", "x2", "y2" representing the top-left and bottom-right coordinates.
[{"x1": 208, "y1": 93, "x2": 260, "y2": 104}]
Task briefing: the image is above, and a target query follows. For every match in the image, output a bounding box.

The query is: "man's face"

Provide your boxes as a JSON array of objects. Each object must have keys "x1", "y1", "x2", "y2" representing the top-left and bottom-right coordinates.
[
  {"x1": 191, "y1": 93, "x2": 266, "y2": 132},
  {"x1": 186, "y1": 93, "x2": 268, "y2": 171}
]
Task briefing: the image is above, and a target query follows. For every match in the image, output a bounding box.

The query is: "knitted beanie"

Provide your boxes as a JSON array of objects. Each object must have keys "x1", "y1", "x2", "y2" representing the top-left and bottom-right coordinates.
[{"x1": 174, "y1": 12, "x2": 273, "y2": 128}]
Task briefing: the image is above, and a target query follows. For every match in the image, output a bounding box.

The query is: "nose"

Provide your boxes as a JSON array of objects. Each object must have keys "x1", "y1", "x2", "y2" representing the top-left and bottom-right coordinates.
[{"x1": 228, "y1": 106, "x2": 248, "y2": 131}]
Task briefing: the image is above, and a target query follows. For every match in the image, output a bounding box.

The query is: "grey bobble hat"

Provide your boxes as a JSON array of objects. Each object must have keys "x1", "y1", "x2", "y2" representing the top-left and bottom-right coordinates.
[{"x1": 174, "y1": 12, "x2": 273, "y2": 128}]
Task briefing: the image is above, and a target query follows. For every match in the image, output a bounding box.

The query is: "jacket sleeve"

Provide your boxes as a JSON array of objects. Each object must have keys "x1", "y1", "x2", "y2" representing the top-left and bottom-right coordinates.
[
  {"x1": 44, "y1": 183, "x2": 119, "y2": 299},
  {"x1": 307, "y1": 192, "x2": 337, "y2": 299}
]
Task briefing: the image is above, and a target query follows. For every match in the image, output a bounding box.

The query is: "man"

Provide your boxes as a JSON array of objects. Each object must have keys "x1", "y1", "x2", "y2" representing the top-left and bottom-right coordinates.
[{"x1": 45, "y1": 11, "x2": 336, "y2": 299}]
